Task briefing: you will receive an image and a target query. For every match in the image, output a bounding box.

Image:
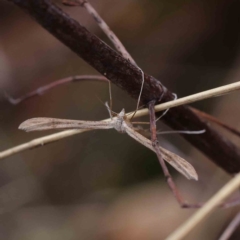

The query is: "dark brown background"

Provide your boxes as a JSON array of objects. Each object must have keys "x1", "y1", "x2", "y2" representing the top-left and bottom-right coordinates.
[{"x1": 1, "y1": 0, "x2": 240, "y2": 239}]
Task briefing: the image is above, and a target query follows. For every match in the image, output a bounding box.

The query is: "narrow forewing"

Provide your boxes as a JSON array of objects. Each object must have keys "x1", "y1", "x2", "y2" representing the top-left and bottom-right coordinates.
[
  {"x1": 123, "y1": 122, "x2": 198, "y2": 180},
  {"x1": 19, "y1": 117, "x2": 113, "y2": 132}
]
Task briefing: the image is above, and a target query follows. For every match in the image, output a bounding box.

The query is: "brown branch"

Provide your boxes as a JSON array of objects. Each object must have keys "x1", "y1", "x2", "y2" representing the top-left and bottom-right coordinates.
[{"x1": 6, "y1": 0, "x2": 240, "y2": 174}]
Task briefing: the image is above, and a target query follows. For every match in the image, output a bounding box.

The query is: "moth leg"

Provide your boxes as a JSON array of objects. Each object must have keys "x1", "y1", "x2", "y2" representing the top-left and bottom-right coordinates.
[{"x1": 149, "y1": 101, "x2": 240, "y2": 209}]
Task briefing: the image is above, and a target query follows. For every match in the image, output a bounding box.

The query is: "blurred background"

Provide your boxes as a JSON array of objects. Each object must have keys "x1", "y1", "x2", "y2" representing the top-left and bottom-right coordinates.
[{"x1": 1, "y1": 0, "x2": 240, "y2": 239}]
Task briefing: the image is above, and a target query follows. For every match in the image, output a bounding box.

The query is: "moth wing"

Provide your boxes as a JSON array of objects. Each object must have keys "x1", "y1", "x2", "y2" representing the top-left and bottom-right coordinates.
[
  {"x1": 124, "y1": 122, "x2": 198, "y2": 180},
  {"x1": 19, "y1": 117, "x2": 112, "y2": 132}
]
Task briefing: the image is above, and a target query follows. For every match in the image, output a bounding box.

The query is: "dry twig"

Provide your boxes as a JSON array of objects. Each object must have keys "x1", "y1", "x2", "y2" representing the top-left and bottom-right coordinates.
[
  {"x1": 219, "y1": 212, "x2": 240, "y2": 240},
  {"x1": 2, "y1": 81, "x2": 240, "y2": 160},
  {"x1": 191, "y1": 108, "x2": 240, "y2": 137},
  {"x1": 5, "y1": 75, "x2": 108, "y2": 104},
  {"x1": 62, "y1": 0, "x2": 137, "y2": 66},
  {"x1": 166, "y1": 173, "x2": 240, "y2": 240},
  {"x1": 5, "y1": 0, "x2": 240, "y2": 174}
]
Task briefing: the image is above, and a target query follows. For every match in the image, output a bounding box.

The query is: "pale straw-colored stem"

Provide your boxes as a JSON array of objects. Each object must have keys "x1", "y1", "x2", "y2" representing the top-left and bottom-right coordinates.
[
  {"x1": 132, "y1": 80, "x2": 240, "y2": 118},
  {"x1": 166, "y1": 172, "x2": 240, "y2": 240},
  {"x1": 80, "y1": 0, "x2": 136, "y2": 66},
  {"x1": 1, "y1": 81, "x2": 240, "y2": 160},
  {"x1": 0, "y1": 129, "x2": 88, "y2": 159},
  {"x1": 218, "y1": 212, "x2": 240, "y2": 240},
  {"x1": 79, "y1": 0, "x2": 145, "y2": 112}
]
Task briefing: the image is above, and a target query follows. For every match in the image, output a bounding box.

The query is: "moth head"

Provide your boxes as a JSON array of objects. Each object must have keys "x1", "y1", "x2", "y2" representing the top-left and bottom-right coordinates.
[{"x1": 119, "y1": 109, "x2": 125, "y2": 117}]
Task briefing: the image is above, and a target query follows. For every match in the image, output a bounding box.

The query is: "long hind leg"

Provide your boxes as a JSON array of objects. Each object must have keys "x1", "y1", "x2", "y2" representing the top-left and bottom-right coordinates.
[{"x1": 148, "y1": 101, "x2": 240, "y2": 208}]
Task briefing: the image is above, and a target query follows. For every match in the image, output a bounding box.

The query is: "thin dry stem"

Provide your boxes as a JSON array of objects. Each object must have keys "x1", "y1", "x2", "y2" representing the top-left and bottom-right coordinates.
[
  {"x1": 80, "y1": 0, "x2": 136, "y2": 65},
  {"x1": 77, "y1": 0, "x2": 146, "y2": 120},
  {"x1": 63, "y1": 0, "x2": 136, "y2": 65},
  {"x1": 166, "y1": 173, "x2": 240, "y2": 240},
  {"x1": 219, "y1": 212, "x2": 240, "y2": 240},
  {"x1": 1, "y1": 80, "x2": 240, "y2": 160},
  {"x1": 9, "y1": 0, "x2": 240, "y2": 174},
  {"x1": 62, "y1": 0, "x2": 146, "y2": 118},
  {"x1": 0, "y1": 129, "x2": 89, "y2": 159},
  {"x1": 5, "y1": 75, "x2": 108, "y2": 104},
  {"x1": 191, "y1": 107, "x2": 240, "y2": 137},
  {"x1": 131, "y1": 81, "x2": 240, "y2": 118},
  {"x1": 155, "y1": 93, "x2": 177, "y2": 122}
]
